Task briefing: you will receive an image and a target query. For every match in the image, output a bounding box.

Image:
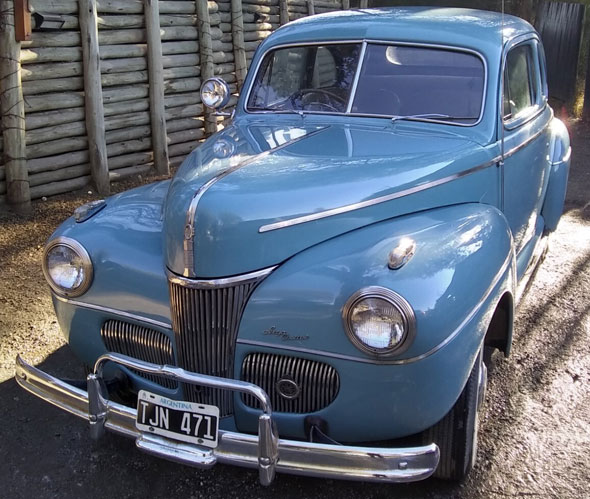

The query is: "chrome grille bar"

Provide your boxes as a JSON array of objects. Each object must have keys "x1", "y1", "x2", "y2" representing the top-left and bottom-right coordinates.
[
  {"x1": 100, "y1": 320, "x2": 176, "y2": 389},
  {"x1": 168, "y1": 268, "x2": 275, "y2": 417},
  {"x1": 241, "y1": 353, "x2": 340, "y2": 413}
]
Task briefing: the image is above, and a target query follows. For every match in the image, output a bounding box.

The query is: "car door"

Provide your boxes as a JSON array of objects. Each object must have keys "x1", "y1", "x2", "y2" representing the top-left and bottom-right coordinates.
[{"x1": 500, "y1": 36, "x2": 552, "y2": 278}]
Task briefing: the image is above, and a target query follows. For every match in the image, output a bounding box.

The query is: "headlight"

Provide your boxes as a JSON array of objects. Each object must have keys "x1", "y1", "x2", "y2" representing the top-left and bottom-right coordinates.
[
  {"x1": 42, "y1": 237, "x2": 93, "y2": 297},
  {"x1": 343, "y1": 287, "x2": 415, "y2": 356}
]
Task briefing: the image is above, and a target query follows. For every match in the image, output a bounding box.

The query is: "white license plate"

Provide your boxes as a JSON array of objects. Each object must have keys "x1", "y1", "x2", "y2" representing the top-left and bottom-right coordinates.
[{"x1": 136, "y1": 390, "x2": 220, "y2": 448}]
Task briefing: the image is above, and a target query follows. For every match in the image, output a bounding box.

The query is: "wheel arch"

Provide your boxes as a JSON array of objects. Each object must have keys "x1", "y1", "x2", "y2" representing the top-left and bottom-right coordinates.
[{"x1": 484, "y1": 291, "x2": 515, "y2": 357}]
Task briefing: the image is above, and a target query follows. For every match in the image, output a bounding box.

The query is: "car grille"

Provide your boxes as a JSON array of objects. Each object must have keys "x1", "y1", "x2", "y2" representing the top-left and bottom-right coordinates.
[
  {"x1": 240, "y1": 353, "x2": 340, "y2": 413},
  {"x1": 100, "y1": 320, "x2": 176, "y2": 389},
  {"x1": 168, "y1": 269, "x2": 273, "y2": 417}
]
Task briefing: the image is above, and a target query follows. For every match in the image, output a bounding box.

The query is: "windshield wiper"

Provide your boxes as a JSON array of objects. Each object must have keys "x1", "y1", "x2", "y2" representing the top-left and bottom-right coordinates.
[
  {"x1": 249, "y1": 105, "x2": 305, "y2": 117},
  {"x1": 391, "y1": 113, "x2": 475, "y2": 124}
]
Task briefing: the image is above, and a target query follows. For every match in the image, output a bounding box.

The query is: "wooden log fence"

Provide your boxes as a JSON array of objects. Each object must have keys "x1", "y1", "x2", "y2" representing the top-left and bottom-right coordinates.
[
  {"x1": 0, "y1": 0, "x2": 30, "y2": 211},
  {"x1": 0, "y1": 0, "x2": 345, "y2": 206}
]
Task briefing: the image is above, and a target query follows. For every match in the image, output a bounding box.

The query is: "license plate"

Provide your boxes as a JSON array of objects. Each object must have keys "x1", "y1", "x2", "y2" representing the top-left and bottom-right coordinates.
[{"x1": 136, "y1": 391, "x2": 219, "y2": 448}]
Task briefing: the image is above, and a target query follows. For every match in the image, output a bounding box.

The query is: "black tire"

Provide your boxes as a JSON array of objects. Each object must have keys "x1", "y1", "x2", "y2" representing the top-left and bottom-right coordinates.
[{"x1": 423, "y1": 349, "x2": 484, "y2": 481}]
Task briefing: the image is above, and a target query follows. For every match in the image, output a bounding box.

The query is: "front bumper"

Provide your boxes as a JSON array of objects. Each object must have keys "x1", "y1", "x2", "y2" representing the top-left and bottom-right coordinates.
[{"x1": 15, "y1": 353, "x2": 439, "y2": 485}]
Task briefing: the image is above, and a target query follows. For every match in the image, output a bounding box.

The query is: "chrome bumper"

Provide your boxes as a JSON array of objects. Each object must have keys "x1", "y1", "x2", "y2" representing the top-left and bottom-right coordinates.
[{"x1": 15, "y1": 353, "x2": 439, "y2": 485}]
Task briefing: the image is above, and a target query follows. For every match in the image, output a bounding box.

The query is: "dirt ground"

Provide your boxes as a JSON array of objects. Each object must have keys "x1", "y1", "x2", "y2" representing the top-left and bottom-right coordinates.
[{"x1": 0, "y1": 121, "x2": 589, "y2": 499}]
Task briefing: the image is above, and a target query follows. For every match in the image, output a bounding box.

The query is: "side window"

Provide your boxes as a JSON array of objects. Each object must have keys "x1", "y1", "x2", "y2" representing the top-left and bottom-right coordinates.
[{"x1": 503, "y1": 44, "x2": 539, "y2": 122}]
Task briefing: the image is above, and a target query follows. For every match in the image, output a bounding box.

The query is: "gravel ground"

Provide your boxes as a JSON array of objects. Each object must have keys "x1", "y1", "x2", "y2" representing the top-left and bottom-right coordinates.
[{"x1": 0, "y1": 121, "x2": 589, "y2": 499}]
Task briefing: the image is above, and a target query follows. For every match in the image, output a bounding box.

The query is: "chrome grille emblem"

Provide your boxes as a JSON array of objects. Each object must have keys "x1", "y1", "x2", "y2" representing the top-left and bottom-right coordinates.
[{"x1": 276, "y1": 377, "x2": 300, "y2": 400}]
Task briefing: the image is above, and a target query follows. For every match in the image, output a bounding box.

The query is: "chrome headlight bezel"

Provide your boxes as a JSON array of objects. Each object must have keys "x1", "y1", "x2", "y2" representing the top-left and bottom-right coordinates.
[
  {"x1": 342, "y1": 286, "x2": 416, "y2": 357},
  {"x1": 200, "y1": 77, "x2": 231, "y2": 110},
  {"x1": 42, "y1": 237, "x2": 93, "y2": 298}
]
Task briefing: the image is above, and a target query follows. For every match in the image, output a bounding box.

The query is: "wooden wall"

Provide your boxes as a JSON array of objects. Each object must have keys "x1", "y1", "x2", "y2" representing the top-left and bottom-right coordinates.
[{"x1": 0, "y1": 0, "x2": 343, "y2": 206}]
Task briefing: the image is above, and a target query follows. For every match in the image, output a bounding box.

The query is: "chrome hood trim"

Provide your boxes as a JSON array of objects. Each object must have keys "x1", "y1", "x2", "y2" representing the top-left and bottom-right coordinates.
[{"x1": 181, "y1": 128, "x2": 328, "y2": 277}]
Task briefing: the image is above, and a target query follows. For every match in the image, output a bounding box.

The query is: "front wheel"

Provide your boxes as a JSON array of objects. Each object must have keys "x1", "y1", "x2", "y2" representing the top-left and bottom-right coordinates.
[{"x1": 422, "y1": 348, "x2": 486, "y2": 480}]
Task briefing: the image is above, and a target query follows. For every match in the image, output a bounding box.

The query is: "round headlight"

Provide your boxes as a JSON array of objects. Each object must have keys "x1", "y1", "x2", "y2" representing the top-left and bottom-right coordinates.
[
  {"x1": 200, "y1": 77, "x2": 230, "y2": 109},
  {"x1": 343, "y1": 287, "x2": 415, "y2": 356},
  {"x1": 42, "y1": 237, "x2": 93, "y2": 297}
]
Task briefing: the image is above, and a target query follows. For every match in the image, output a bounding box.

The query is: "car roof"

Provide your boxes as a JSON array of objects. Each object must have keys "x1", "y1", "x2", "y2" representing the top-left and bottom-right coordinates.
[{"x1": 267, "y1": 7, "x2": 536, "y2": 56}]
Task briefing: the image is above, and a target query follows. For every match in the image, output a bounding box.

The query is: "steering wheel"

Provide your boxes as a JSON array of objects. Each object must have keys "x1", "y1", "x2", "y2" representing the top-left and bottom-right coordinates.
[{"x1": 293, "y1": 88, "x2": 347, "y2": 112}]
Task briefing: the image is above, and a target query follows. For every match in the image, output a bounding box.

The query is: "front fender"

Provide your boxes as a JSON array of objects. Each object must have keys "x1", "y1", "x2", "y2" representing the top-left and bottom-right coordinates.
[
  {"x1": 542, "y1": 118, "x2": 571, "y2": 232},
  {"x1": 239, "y1": 203, "x2": 514, "y2": 361},
  {"x1": 234, "y1": 203, "x2": 515, "y2": 440}
]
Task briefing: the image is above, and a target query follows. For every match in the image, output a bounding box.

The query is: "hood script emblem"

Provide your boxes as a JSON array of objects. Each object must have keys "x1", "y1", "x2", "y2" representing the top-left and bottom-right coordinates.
[{"x1": 264, "y1": 326, "x2": 309, "y2": 341}]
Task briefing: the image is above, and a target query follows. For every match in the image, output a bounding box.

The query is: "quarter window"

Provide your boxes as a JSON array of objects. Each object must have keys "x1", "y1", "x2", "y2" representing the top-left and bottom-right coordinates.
[{"x1": 503, "y1": 44, "x2": 539, "y2": 122}]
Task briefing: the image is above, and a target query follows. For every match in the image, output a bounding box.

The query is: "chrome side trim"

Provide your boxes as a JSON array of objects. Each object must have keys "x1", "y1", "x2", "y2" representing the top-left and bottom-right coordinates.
[
  {"x1": 53, "y1": 294, "x2": 172, "y2": 330},
  {"x1": 15, "y1": 355, "x2": 439, "y2": 484},
  {"x1": 259, "y1": 156, "x2": 501, "y2": 233},
  {"x1": 237, "y1": 253, "x2": 512, "y2": 365},
  {"x1": 182, "y1": 127, "x2": 329, "y2": 277},
  {"x1": 503, "y1": 121, "x2": 549, "y2": 159},
  {"x1": 168, "y1": 266, "x2": 277, "y2": 289}
]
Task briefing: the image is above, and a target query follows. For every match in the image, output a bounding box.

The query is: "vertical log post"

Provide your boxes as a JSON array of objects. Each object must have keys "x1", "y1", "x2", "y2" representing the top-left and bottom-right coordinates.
[
  {"x1": 196, "y1": 0, "x2": 216, "y2": 135},
  {"x1": 144, "y1": 0, "x2": 169, "y2": 175},
  {"x1": 231, "y1": 0, "x2": 247, "y2": 90},
  {"x1": 307, "y1": 0, "x2": 315, "y2": 16},
  {"x1": 79, "y1": 0, "x2": 109, "y2": 195},
  {"x1": 0, "y1": 0, "x2": 30, "y2": 212},
  {"x1": 341, "y1": 0, "x2": 350, "y2": 10},
  {"x1": 359, "y1": 0, "x2": 368, "y2": 9},
  {"x1": 279, "y1": 0, "x2": 289, "y2": 25}
]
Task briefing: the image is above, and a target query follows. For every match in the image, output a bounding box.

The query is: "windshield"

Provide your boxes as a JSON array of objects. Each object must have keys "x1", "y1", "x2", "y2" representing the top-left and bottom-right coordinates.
[
  {"x1": 247, "y1": 43, "x2": 361, "y2": 113},
  {"x1": 247, "y1": 42, "x2": 485, "y2": 125}
]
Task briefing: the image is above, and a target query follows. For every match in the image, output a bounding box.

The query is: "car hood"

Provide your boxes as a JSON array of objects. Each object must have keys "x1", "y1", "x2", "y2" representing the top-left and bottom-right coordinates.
[{"x1": 164, "y1": 119, "x2": 497, "y2": 277}]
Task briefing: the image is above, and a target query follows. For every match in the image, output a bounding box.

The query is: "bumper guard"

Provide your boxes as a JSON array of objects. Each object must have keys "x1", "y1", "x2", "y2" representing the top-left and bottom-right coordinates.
[{"x1": 15, "y1": 353, "x2": 439, "y2": 485}]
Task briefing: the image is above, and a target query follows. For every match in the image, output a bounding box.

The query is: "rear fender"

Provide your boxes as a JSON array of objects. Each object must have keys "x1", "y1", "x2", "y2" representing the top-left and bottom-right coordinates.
[{"x1": 542, "y1": 118, "x2": 571, "y2": 232}]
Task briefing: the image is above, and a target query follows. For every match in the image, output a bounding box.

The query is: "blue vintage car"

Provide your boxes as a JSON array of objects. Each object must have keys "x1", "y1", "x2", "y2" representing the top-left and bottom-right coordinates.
[{"x1": 16, "y1": 7, "x2": 570, "y2": 485}]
